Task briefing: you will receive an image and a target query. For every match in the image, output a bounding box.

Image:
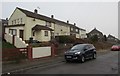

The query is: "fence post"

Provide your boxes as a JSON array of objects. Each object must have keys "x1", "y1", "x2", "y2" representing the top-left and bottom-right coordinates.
[
  {"x1": 3, "y1": 33, "x2": 5, "y2": 40},
  {"x1": 27, "y1": 45, "x2": 33, "y2": 60},
  {"x1": 13, "y1": 35, "x2": 15, "y2": 45},
  {"x1": 51, "y1": 44, "x2": 55, "y2": 57}
]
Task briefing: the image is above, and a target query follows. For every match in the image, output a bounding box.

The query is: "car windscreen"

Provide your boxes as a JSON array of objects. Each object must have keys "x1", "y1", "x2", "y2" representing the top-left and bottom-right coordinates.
[{"x1": 71, "y1": 44, "x2": 85, "y2": 51}]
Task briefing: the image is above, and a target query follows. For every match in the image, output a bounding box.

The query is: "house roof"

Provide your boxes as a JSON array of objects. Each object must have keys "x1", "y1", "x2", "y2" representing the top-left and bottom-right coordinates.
[
  {"x1": 32, "y1": 24, "x2": 53, "y2": 31},
  {"x1": 88, "y1": 28, "x2": 103, "y2": 35},
  {"x1": 4, "y1": 24, "x2": 25, "y2": 27},
  {"x1": 108, "y1": 34, "x2": 117, "y2": 39},
  {"x1": 17, "y1": 7, "x2": 86, "y2": 31},
  {"x1": 1, "y1": 19, "x2": 8, "y2": 26},
  {"x1": 108, "y1": 34, "x2": 120, "y2": 41}
]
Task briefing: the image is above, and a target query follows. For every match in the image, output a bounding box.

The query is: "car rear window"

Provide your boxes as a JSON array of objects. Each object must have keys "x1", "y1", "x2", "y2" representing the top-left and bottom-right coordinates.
[{"x1": 71, "y1": 44, "x2": 85, "y2": 51}]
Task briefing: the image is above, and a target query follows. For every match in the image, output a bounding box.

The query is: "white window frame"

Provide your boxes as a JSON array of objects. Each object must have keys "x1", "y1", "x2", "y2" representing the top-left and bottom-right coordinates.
[
  {"x1": 44, "y1": 31, "x2": 48, "y2": 36},
  {"x1": 76, "y1": 29, "x2": 79, "y2": 32},
  {"x1": 9, "y1": 29, "x2": 17, "y2": 35}
]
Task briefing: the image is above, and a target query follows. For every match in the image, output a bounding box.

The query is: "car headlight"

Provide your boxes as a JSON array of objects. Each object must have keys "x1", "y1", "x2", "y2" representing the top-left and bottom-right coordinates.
[
  {"x1": 75, "y1": 52, "x2": 81, "y2": 54},
  {"x1": 64, "y1": 51, "x2": 68, "y2": 54}
]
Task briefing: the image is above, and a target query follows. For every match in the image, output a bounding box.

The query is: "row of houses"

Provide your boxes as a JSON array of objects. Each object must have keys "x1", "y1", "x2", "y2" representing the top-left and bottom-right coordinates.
[
  {"x1": 2, "y1": 7, "x2": 87, "y2": 42},
  {"x1": 1, "y1": 7, "x2": 119, "y2": 44}
]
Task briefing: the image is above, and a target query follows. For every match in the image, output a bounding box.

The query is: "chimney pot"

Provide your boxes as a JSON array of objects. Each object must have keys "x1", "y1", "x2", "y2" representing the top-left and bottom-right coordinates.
[
  {"x1": 6, "y1": 18, "x2": 8, "y2": 21},
  {"x1": 74, "y1": 23, "x2": 76, "y2": 25},
  {"x1": 51, "y1": 15, "x2": 54, "y2": 18},
  {"x1": 67, "y1": 20, "x2": 69, "y2": 23}
]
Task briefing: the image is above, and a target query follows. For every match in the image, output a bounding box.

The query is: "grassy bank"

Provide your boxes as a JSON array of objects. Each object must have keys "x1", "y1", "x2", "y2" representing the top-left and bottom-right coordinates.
[
  {"x1": 92, "y1": 42, "x2": 113, "y2": 51},
  {"x1": 2, "y1": 40, "x2": 16, "y2": 48}
]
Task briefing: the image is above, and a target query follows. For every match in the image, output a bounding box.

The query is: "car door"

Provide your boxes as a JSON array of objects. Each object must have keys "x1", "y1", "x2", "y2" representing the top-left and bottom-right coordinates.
[
  {"x1": 84, "y1": 45, "x2": 91, "y2": 58},
  {"x1": 88, "y1": 45, "x2": 94, "y2": 57}
]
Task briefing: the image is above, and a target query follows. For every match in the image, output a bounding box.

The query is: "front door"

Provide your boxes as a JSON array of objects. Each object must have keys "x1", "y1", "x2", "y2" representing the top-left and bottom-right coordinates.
[{"x1": 19, "y1": 30, "x2": 24, "y2": 40}]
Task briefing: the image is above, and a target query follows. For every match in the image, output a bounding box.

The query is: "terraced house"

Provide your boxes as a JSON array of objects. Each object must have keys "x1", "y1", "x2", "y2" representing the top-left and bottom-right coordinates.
[{"x1": 5, "y1": 7, "x2": 86, "y2": 42}]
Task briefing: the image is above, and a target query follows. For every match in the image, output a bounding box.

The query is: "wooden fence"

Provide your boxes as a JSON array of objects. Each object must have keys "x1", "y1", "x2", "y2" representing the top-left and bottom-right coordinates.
[{"x1": 2, "y1": 48, "x2": 28, "y2": 61}]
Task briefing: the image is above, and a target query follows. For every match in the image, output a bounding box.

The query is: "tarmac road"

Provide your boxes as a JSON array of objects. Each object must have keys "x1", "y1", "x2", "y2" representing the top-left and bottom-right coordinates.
[{"x1": 20, "y1": 51, "x2": 119, "y2": 74}]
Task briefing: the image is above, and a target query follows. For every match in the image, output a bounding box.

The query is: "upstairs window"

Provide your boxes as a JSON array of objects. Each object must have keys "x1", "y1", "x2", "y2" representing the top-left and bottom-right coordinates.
[
  {"x1": 21, "y1": 18, "x2": 22, "y2": 24},
  {"x1": 17, "y1": 19, "x2": 19, "y2": 24},
  {"x1": 71, "y1": 27, "x2": 73, "y2": 31},
  {"x1": 12, "y1": 21, "x2": 13, "y2": 25},
  {"x1": 14, "y1": 20, "x2": 16, "y2": 24},
  {"x1": 46, "y1": 21, "x2": 51, "y2": 27},
  {"x1": 97, "y1": 33, "x2": 99, "y2": 36},
  {"x1": 76, "y1": 29, "x2": 79, "y2": 32}
]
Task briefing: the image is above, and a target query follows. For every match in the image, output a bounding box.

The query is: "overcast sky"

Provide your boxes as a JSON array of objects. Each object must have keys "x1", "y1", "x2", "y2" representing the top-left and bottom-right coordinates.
[{"x1": 1, "y1": 1, "x2": 118, "y2": 38}]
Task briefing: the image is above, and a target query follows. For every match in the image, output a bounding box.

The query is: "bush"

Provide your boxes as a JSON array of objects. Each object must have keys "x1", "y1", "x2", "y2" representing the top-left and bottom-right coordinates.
[
  {"x1": 55, "y1": 36, "x2": 76, "y2": 43},
  {"x1": 30, "y1": 42, "x2": 51, "y2": 47}
]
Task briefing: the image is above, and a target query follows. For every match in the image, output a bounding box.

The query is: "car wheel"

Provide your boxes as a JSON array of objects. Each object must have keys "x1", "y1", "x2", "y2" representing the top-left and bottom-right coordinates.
[
  {"x1": 81, "y1": 56, "x2": 85, "y2": 63},
  {"x1": 93, "y1": 53, "x2": 96, "y2": 59}
]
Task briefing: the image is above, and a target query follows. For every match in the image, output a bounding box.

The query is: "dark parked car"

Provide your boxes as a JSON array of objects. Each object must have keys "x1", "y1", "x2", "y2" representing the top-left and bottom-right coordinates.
[
  {"x1": 64, "y1": 44, "x2": 97, "y2": 63},
  {"x1": 111, "y1": 44, "x2": 120, "y2": 51}
]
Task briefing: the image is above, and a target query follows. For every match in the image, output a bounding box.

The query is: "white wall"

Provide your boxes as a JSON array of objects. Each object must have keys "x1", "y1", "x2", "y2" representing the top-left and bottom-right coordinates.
[
  {"x1": 34, "y1": 30, "x2": 51, "y2": 42},
  {"x1": 79, "y1": 30, "x2": 87, "y2": 38},
  {"x1": 4, "y1": 33, "x2": 13, "y2": 44},
  {"x1": 54, "y1": 24, "x2": 70, "y2": 36},
  {"x1": 25, "y1": 17, "x2": 47, "y2": 40},
  {"x1": 4, "y1": 33, "x2": 28, "y2": 48},
  {"x1": 9, "y1": 8, "x2": 26, "y2": 25},
  {"x1": 35, "y1": 30, "x2": 42, "y2": 41},
  {"x1": 5, "y1": 28, "x2": 9, "y2": 34},
  {"x1": 41, "y1": 30, "x2": 51, "y2": 42},
  {"x1": 32, "y1": 47, "x2": 51, "y2": 58},
  {"x1": 14, "y1": 36, "x2": 28, "y2": 48}
]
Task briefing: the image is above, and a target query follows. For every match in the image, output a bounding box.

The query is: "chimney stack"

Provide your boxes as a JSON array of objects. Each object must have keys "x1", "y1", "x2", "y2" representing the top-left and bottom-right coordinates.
[
  {"x1": 67, "y1": 20, "x2": 69, "y2": 24},
  {"x1": 51, "y1": 15, "x2": 54, "y2": 18},
  {"x1": 34, "y1": 9, "x2": 38, "y2": 14},
  {"x1": 6, "y1": 18, "x2": 8, "y2": 21},
  {"x1": 74, "y1": 23, "x2": 76, "y2": 25}
]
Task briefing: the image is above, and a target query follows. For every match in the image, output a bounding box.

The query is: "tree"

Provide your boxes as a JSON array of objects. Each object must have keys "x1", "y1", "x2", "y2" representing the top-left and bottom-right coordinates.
[{"x1": 90, "y1": 35, "x2": 98, "y2": 42}]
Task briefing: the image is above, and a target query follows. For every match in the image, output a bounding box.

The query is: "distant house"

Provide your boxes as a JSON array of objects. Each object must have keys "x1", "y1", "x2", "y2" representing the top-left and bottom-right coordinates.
[
  {"x1": 87, "y1": 28, "x2": 104, "y2": 40},
  {"x1": 5, "y1": 7, "x2": 86, "y2": 42},
  {"x1": 0, "y1": 19, "x2": 8, "y2": 38},
  {"x1": 69, "y1": 22, "x2": 86, "y2": 38},
  {"x1": 107, "y1": 34, "x2": 119, "y2": 43}
]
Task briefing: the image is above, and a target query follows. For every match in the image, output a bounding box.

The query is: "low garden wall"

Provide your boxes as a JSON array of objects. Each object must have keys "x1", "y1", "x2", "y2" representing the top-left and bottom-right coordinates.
[{"x1": 32, "y1": 47, "x2": 51, "y2": 59}]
